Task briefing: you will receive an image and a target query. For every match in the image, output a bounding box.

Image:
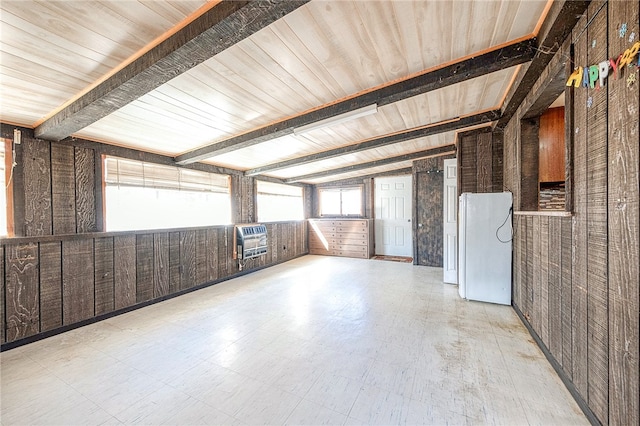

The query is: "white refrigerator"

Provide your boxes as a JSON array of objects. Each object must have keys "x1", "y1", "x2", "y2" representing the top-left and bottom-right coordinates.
[{"x1": 458, "y1": 192, "x2": 513, "y2": 305}]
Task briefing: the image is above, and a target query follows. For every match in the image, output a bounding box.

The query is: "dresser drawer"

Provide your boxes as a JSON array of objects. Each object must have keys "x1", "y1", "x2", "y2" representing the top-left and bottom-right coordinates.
[
  {"x1": 337, "y1": 237, "x2": 367, "y2": 246},
  {"x1": 333, "y1": 220, "x2": 367, "y2": 228},
  {"x1": 308, "y1": 219, "x2": 372, "y2": 259}
]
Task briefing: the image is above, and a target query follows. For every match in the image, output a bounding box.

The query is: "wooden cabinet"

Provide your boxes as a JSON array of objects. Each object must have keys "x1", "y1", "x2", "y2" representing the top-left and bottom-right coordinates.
[
  {"x1": 539, "y1": 106, "x2": 565, "y2": 183},
  {"x1": 308, "y1": 219, "x2": 373, "y2": 259}
]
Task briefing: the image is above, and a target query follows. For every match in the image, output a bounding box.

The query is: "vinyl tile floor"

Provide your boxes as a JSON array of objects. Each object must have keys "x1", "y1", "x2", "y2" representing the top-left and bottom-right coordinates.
[{"x1": 1, "y1": 255, "x2": 588, "y2": 425}]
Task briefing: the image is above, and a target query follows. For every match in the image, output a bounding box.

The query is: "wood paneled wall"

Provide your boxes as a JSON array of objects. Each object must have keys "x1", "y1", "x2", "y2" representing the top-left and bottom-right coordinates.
[
  {"x1": 0, "y1": 125, "x2": 310, "y2": 348},
  {"x1": 505, "y1": 2, "x2": 639, "y2": 424},
  {"x1": 1, "y1": 222, "x2": 307, "y2": 347},
  {"x1": 456, "y1": 127, "x2": 504, "y2": 195}
]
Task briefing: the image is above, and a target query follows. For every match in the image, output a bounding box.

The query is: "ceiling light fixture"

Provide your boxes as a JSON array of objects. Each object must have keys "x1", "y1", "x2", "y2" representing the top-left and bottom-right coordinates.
[{"x1": 293, "y1": 104, "x2": 378, "y2": 136}]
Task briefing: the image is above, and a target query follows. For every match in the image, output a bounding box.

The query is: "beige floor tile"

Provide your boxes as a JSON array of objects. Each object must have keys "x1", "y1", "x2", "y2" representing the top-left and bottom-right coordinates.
[
  {"x1": 1, "y1": 256, "x2": 588, "y2": 426},
  {"x1": 347, "y1": 384, "x2": 410, "y2": 424},
  {"x1": 112, "y1": 385, "x2": 193, "y2": 424},
  {"x1": 232, "y1": 384, "x2": 301, "y2": 425},
  {"x1": 284, "y1": 399, "x2": 347, "y2": 425},
  {"x1": 303, "y1": 371, "x2": 362, "y2": 415}
]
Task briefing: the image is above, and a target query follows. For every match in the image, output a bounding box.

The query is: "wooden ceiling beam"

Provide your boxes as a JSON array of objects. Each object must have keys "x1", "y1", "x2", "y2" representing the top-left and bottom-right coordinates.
[
  {"x1": 284, "y1": 145, "x2": 456, "y2": 183},
  {"x1": 244, "y1": 110, "x2": 499, "y2": 177},
  {"x1": 495, "y1": 0, "x2": 590, "y2": 129},
  {"x1": 175, "y1": 38, "x2": 536, "y2": 165},
  {"x1": 34, "y1": 0, "x2": 309, "y2": 141}
]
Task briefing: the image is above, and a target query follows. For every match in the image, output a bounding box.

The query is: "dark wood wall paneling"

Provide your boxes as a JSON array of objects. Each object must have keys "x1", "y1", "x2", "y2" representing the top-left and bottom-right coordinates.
[
  {"x1": 15, "y1": 136, "x2": 52, "y2": 236},
  {"x1": 5, "y1": 243, "x2": 39, "y2": 341},
  {"x1": 456, "y1": 127, "x2": 504, "y2": 196},
  {"x1": 39, "y1": 242, "x2": 62, "y2": 332},
  {"x1": 519, "y1": 118, "x2": 541, "y2": 211},
  {"x1": 1, "y1": 222, "x2": 307, "y2": 347},
  {"x1": 505, "y1": 2, "x2": 639, "y2": 424},
  {"x1": 607, "y1": 1, "x2": 640, "y2": 424}
]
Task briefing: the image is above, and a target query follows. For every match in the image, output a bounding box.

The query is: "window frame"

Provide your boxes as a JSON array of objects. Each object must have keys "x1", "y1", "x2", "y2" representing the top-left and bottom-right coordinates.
[
  {"x1": 103, "y1": 155, "x2": 232, "y2": 231},
  {"x1": 318, "y1": 185, "x2": 364, "y2": 217},
  {"x1": 255, "y1": 180, "x2": 305, "y2": 222},
  {"x1": 1, "y1": 138, "x2": 14, "y2": 237}
]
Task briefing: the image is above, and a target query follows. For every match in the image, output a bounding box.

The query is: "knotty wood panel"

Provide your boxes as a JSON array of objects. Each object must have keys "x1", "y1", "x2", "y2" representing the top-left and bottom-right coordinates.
[
  {"x1": 520, "y1": 118, "x2": 540, "y2": 211},
  {"x1": 585, "y1": 4, "x2": 608, "y2": 421},
  {"x1": 217, "y1": 227, "x2": 230, "y2": 278},
  {"x1": 512, "y1": 216, "x2": 523, "y2": 309},
  {"x1": 532, "y1": 217, "x2": 542, "y2": 336},
  {"x1": 94, "y1": 237, "x2": 114, "y2": 316},
  {"x1": 5, "y1": 243, "x2": 39, "y2": 341},
  {"x1": 195, "y1": 230, "x2": 208, "y2": 285},
  {"x1": 476, "y1": 131, "x2": 492, "y2": 192},
  {"x1": 180, "y1": 230, "x2": 196, "y2": 290},
  {"x1": 62, "y1": 239, "x2": 94, "y2": 325},
  {"x1": 39, "y1": 242, "x2": 62, "y2": 332},
  {"x1": 74, "y1": 147, "x2": 96, "y2": 233},
  {"x1": 457, "y1": 128, "x2": 502, "y2": 196},
  {"x1": 561, "y1": 216, "x2": 573, "y2": 379},
  {"x1": 548, "y1": 217, "x2": 562, "y2": 364},
  {"x1": 571, "y1": 14, "x2": 589, "y2": 398},
  {"x1": 607, "y1": 1, "x2": 640, "y2": 425},
  {"x1": 502, "y1": 119, "x2": 518, "y2": 202},
  {"x1": 153, "y1": 233, "x2": 169, "y2": 298},
  {"x1": 524, "y1": 216, "x2": 533, "y2": 321},
  {"x1": 22, "y1": 137, "x2": 52, "y2": 236},
  {"x1": 114, "y1": 235, "x2": 136, "y2": 310},
  {"x1": 539, "y1": 216, "x2": 549, "y2": 347},
  {"x1": 169, "y1": 232, "x2": 181, "y2": 294},
  {"x1": 51, "y1": 144, "x2": 76, "y2": 235},
  {"x1": 458, "y1": 132, "x2": 477, "y2": 194},
  {"x1": 136, "y1": 234, "x2": 154, "y2": 303},
  {"x1": 0, "y1": 246, "x2": 4, "y2": 343},
  {"x1": 270, "y1": 223, "x2": 279, "y2": 264},
  {"x1": 206, "y1": 229, "x2": 219, "y2": 282},
  {"x1": 491, "y1": 131, "x2": 504, "y2": 192}
]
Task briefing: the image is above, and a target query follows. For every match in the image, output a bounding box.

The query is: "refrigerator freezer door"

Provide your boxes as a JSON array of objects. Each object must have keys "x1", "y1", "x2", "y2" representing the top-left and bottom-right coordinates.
[{"x1": 459, "y1": 192, "x2": 512, "y2": 305}]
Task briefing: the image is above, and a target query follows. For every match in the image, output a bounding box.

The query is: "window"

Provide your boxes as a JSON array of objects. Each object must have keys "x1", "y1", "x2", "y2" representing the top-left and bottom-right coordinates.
[
  {"x1": 256, "y1": 181, "x2": 304, "y2": 222},
  {"x1": 104, "y1": 156, "x2": 231, "y2": 231},
  {"x1": 0, "y1": 142, "x2": 6, "y2": 236},
  {"x1": 319, "y1": 186, "x2": 363, "y2": 216}
]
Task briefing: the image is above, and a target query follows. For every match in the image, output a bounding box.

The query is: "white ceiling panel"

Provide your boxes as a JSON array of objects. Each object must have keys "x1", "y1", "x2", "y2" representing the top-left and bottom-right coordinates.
[{"x1": 1, "y1": 0, "x2": 552, "y2": 183}]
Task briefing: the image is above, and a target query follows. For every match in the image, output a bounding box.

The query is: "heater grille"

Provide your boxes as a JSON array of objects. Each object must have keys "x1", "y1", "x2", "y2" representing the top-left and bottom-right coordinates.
[{"x1": 235, "y1": 224, "x2": 268, "y2": 260}]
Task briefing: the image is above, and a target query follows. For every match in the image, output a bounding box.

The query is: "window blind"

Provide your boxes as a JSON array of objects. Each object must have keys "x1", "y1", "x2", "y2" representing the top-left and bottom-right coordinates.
[
  {"x1": 104, "y1": 157, "x2": 229, "y2": 193},
  {"x1": 256, "y1": 180, "x2": 302, "y2": 197}
]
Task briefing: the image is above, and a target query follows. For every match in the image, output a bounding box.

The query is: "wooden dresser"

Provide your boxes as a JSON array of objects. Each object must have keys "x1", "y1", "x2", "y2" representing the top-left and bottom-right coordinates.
[{"x1": 308, "y1": 218, "x2": 373, "y2": 259}]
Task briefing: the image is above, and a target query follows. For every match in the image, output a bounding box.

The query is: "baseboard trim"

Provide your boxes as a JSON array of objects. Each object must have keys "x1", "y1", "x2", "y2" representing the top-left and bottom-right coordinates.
[{"x1": 512, "y1": 303, "x2": 601, "y2": 426}]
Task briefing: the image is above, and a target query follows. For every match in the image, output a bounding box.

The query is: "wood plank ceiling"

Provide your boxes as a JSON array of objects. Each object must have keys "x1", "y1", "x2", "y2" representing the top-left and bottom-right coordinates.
[{"x1": 0, "y1": 0, "x2": 552, "y2": 184}]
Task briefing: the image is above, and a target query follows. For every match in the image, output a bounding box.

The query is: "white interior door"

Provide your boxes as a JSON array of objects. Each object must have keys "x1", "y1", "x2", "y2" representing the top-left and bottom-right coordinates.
[
  {"x1": 374, "y1": 175, "x2": 412, "y2": 257},
  {"x1": 443, "y1": 159, "x2": 458, "y2": 283}
]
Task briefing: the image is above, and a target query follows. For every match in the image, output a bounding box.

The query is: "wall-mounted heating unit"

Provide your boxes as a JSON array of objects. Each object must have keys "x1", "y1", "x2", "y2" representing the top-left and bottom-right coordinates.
[{"x1": 234, "y1": 224, "x2": 268, "y2": 264}]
